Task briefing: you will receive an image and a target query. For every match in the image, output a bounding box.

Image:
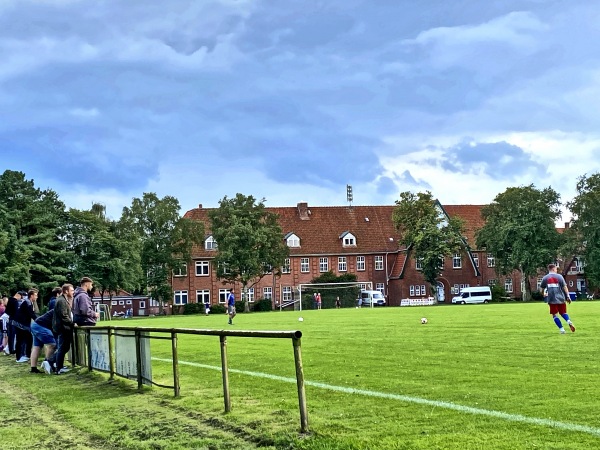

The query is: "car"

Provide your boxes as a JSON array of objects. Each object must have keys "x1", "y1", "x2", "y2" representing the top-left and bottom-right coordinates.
[{"x1": 358, "y1": 290, "x2": 386, "y2": 307}]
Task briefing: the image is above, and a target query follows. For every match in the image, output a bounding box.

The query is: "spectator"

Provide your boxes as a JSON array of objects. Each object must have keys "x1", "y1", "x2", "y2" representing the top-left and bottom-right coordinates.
[
  {"x1": 1, "y1": 297, "x2": 9, "y2": 355},
  {"x1": 5, "y1": 290, "x2": 24, "y2": 356},
  {"x1": 48, "y1": 287, "x2": 62, "y2": 311},
  {"x1": 72, "y1": 277, "x2": 99, "y2": 326},
  {"x1": 14, "y1": 289, "x2": 37, "y2": 363},
  {"x1": 44, "y1": 283, "x2": 75, "y2": 375},
  {"x1": 29, "y1": 308, "x2": 56, "y2": 373}
]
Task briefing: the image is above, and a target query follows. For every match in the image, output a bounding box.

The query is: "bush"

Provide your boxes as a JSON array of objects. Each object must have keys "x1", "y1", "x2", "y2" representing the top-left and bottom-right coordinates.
[
  {"x1": 490, "y1": 284, "x2": 508, "y2": 302},
  {"x1": 253, "y1": 298, "x2": 273, "y2": 312},
  {"x1": 182, "y1": 303, "x2": 203, "y2": 315},
  {"x1": 210, "y1": 304, "x2": 226, "y2": 315},
  {"x1": 235, "y1": 300, "x2": 246, "y2": 312},
  {"x1": 531, "y1": 290, "x2": 544, "y2": 301}
]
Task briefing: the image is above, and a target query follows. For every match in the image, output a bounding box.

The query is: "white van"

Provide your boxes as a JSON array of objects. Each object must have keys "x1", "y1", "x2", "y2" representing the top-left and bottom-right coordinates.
[
  {"x1": 451, "y1": 286, "x2": 492, "y2": 304},
  {"x1": 358, "y1": 290, "x2": 386, "y2": 307}
]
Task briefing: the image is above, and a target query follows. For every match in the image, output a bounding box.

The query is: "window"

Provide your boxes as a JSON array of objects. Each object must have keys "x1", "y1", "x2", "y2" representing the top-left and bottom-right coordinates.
[
  {"x1": 452, "y1": 284, "x2": 460, "y2": 295},
  {"x1": 505, "y1": 278, "x2": 513, "y2": 293},
  {"x1": 242, "y1": 288, "x2": 255, "y2": 303},
  {"x1": 356, "y1": 256, "x2": 365, "y2": 271},
  {"x1": 420, "y1": 285, "x2": 426, "y2": 296},
  {"x1": 487, "y1": 253, "x2": 495, "y2": 268},
  {"x1": 205, "y1": 236, "x2": 217, "y2": 250},
  {"x1": 111, "y1": 300, "x2": 117, "y2": 306},
  {"x1": 282, "y1": 258, "x2": 291, "y2": 274},
  {"x1": 488, "y1": 279, "x2": 497, "y2": 286},
  {"x1": 438, "y1": 256, "x2": 444, "y2": 269},
  {"x1": 459, "y1": 284, "x2": 469, "y2": 292},
  {"x1": 263, "y1": 287, "x2": 272, "y2": 300},
  {"x1": 338, "y1": 256, "x2": 347, "y2": 272},
  {"x1": 118, "y1": 300, "x2": 125, "y2": 305},
  {"x1": 410, "y1": 285, "x2": 426, "y2": 296},
  {"x1": 359, "y1": 283, "x2": 369, "y2": 290},
  {"x1": 218, "y1": 262, "x2": 231, "y2": 275},
  {"x1": 218, "y1": 289, "x2": 229, "y2": 304},
  {"x1": 282, "y1": 286, "x2": 293, "y2": 302},
  {"x1": 195, "y1": 261, "x2": 210, "y2": 276},
  {"x1": 196, "y1": 290, "x2": 210, "y2": 304},
  {"x1": 150, "y1": 298, "x2": 160, "y2": 307},
  {"x1": 139, "y1": 301, "x2": 145, "y2": 309},
  {"x1": 286, "y1": 233, "x2": 300, "y2": 247},
  {"x1": 173, "y1": 263, "x2": 187, "y2": 277},
  {"x1": 341, "y1": 232, "x2": 356, "y2": 246},
  {"x1": 319, "y1": 257, "x2": 328, "y2": 272},
  {"x1": 410, "y1": 285, "x2": 415, "y2": 296},
  {"x1": 375, "y1": 256, "x2": 384, "y2": 271},
  {"x1": 300, "y1": 258, "x2": 310, "y2": 273},
  {"x1": 174, "y1": 290, "x2": 188, "y2": 305},
  {"x1": 126, "y1": 300, "x2": 132, "y2": 305},
  {"x1": 376, "y1": 283, "x2": 384, "y2": 294},
  {"x1": 537, "y1": 277, "x2": 543, "y2": 289},
  {"x1": 416, "y1": 258, "x2": 423, "y2": 270},
  {"x1": 473, "y1": 254, "x2": 479, "y2": 267},
  {"x1": 453, "y1": 253, "x2": 462, "y2": 269}
]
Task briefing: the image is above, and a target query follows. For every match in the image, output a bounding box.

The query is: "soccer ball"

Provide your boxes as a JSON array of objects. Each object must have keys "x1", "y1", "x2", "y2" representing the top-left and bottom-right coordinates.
[
  {"x1": 298, "y1": 317, "x2": 304, "y2": 322},
  {"x1": 421, "y1": 317, "x2": 428, "y2": 324}
]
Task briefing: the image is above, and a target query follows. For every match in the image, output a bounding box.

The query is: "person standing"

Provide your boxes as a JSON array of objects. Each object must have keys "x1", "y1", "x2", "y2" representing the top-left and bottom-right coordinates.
[
  {"x1": 5, "y1": 290, "x2": 24, "y2": 356},
  {"x1": 335, "y1": 296, "x2": 341, "y2": 309},
  {"x1": 47, "y1": 287, "x2": 62, "y2": 311},
  {"x1": 44, "y1": 283, "x2": 75, "y2": 375},
  {"x1": 540, "y1": 264, "x2": 576, "y2": 334},
  {"x1": 14, "y1": 289, "x2": 37, "y2": 363},
  {"x1": 316, "y1": 292, "x2": 322, "y2": 310},
  {"x1": 227, "y1": 288, "x2": 236, "y2": 325},
  {"x1": 72, "y1": 277, "x2": 99, "y2": 326}
]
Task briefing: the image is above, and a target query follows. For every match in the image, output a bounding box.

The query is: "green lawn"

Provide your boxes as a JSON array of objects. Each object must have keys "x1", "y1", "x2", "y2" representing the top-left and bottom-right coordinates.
[{"x1": 2, "y1": 302, "x2": 599, "y2": 449}]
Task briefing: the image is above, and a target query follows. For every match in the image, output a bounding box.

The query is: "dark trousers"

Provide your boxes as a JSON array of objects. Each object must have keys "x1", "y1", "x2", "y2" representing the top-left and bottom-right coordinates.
[
  {"x1": 7, "y1": 322, "x2": 16, "y2": 354},
  {"x1": 14, "y1": 326, "x2": 32, "y2": 360},
  {"x1": 50, "y1": 330, "x2": 72, "y2": 372}
]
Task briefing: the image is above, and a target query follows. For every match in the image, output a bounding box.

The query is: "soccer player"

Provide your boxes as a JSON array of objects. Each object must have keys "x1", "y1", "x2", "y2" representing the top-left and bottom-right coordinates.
[
  {"x1": 540, "y1": 264, "x2": 575, "y2": 334},
  {"x1": 227, "y1": 288, "x2": 236, "y2": 325}
]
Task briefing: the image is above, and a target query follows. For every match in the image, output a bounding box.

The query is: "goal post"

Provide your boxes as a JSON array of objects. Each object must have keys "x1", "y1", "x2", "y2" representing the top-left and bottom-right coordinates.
[{"x1": 295, "y1": 281, "x2": 373, "y2": 311}]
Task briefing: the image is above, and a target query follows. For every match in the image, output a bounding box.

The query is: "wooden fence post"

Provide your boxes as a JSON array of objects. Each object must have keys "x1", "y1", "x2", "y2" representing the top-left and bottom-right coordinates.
[
  {"x1": 293, "y1": 337, "x2": 309, "y2": 433},
  {"x1": 220, "y1": 335, "x2": 231, "y2": 412},
  {"x1": 171, "y1": 331, "x2": 180, "y2": 397}
]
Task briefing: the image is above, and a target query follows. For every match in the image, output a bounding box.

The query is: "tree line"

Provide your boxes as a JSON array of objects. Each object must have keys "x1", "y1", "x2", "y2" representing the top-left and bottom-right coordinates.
[{"x1": 393, "y1": 176, "x2": 600, "y2": 300}]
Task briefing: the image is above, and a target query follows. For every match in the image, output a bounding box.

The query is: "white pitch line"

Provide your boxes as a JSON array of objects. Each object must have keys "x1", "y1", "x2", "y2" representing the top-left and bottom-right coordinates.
[{"x1": 152, "y1": 357, "x2": 600, "y2": 438}]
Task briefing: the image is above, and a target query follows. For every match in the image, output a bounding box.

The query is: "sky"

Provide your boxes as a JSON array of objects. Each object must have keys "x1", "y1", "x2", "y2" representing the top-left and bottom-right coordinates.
[{"x1": 1, "y1": 0, "x2": 599, "y2": 220}]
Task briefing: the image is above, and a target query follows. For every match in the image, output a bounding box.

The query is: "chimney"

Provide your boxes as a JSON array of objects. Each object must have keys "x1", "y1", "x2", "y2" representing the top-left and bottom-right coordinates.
[
  {"x1": 564, "y1": 222, "x2": 570, "y2": 229},
  {"x1": 297, "y1": 202, "x2": 310, "y2": 220},
  {"x1": 198, "y1": 204, "x2": 203, "y2": 209}
]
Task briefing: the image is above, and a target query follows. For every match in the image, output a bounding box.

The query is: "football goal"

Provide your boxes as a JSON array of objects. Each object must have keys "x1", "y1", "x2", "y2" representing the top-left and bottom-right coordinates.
[{"x1": 279, "y1": 282, "x2": 373, "y2": 311}]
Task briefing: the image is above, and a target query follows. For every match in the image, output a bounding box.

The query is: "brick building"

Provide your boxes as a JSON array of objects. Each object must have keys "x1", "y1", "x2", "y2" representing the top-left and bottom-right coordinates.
[{"x1": 171, "y1": 202, "x2": 578, "y2": 308}]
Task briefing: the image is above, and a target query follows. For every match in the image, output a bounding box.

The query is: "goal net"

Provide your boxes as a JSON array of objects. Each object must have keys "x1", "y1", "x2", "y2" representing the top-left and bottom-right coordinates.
[{"x1": 279, "y1": 282, "x2": 373, "y2": 311}]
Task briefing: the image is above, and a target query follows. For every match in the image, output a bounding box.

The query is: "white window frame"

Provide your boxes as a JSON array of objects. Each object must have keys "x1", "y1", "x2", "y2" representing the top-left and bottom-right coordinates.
[
  {"x1": 300, "y1": 257, "x2": 310, "y2": 273},
  {"x1": 537, "y1": 277, "x2": 543, "y2": 290},
  {"x1": 319, "y1": 257, "x2": 328, "y2": 273},
  {"x1": 218, "y1": 289, "x2": 229, "y2": 304},
  {"x1": 196, "y1": 290, "x2": 210, "y2": 304},
  {"x1": 174, "y1": 290, "x2": 188, "y2": 305},
  {"x1": 452, "y1": 253, "x2": 462, "y2": 269},
  {"x1": 338, "y1": 256, "x2": 347, "y2": 272},
  {"x1": 376, "y1": 283, "x2": 384, "y2": 294},
  {"x1": 342, "y1": 233, "x2": 356, "y2": 246},
  {"x1": 282, "y1": 286, "x2": 293, "y2": 302},
  {"x1": 488, "y1": 279, "x2": 497, "y2": 286},
  {"x1": 416, "y1": 258, "x2": 423, "y2": 270},
  {"x1": 139, "y1": 300, "x2": 145, "y2": 309},
  {"x1": 410, "y1": 285, "x2": 415, "y2": 296},
  {"x1": 286, "y1": 234, "x2": 300, "y2": 247},
  {"x1": 242, "y1": 288, "x2": 255, "y2": 303},
  {"x1": 205, "y1": 236, "x2": 218, "y2": 250},
  {"x1": 111, "y1": 300, "x2": 117, "y2": 306},
  {"x1": 195, "y1": 261, "x2": 210, "y2": 276},
  {"x1": 173, "y1": 263, "x2": 187, "y2": 277},
  {"x1": 375, "y1": 255, "x2": 384, "y2": 271},
  {"x1": 263, "y1": 287, "x2": 272, "y2": 300},
  {"x1": 126, "y1": 300, "x2": 132, "y2": 305},
  {"x1": 282, "y1": 258, "x2": 291, "y2": 274},
  {"x1": 356, "y1": 256, "x2": 365, "y2": 271},
  {"x1": 473, "y1": 254, "x2": 479, "y2": 268},
  {"x1": 118, "y1": 300, "x2": 125, "y2": 305},
  {"x1": 487, "y1": 253, "x2": 495, "y2": 268},
  {"x1": 505, "y1": 278, "x2": 513, "y2": 293}
]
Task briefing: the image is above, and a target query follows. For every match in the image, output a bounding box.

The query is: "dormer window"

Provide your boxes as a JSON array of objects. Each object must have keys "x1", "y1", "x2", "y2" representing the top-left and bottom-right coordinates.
[
  {"x1": 205, "y1": 236, "x2": 218, "y2": 250},
  {"x1": 339, "y1": 231, "x2": 357, "y2": 247},
  {"x1": 285, "y1": 232, "x2": 300, "y2": 247}
]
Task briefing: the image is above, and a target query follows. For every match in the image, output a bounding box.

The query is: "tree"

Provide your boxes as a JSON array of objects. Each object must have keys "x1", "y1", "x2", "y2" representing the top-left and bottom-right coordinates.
[
  {"x1": 0, "y1": 170, "x2": 70, "y2": 306},
  {"x1": 66, "y1": 204, "x2": 142, "y2": 299},
  {"x1": 566, "y1": 173, "x2": 600, "y2": 291},
  {"x1": 120, "y1": 193, "x2": 203, "y2": 311},
  {"x1": 476, "y1": 185, "x2": 562, "y2": 300},
  {"x1": 392, "y1": 191, "x2": 464, "y2": 298},
  {"x1": 209, "y1": 194, "x2": 289, "y2": 312}
]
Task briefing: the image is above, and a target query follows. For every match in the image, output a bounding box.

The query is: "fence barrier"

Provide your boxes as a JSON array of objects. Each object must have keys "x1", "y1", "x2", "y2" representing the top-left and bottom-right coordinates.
[{"x1": 73, "y1": 326, "x2": 308, "y2": 433}]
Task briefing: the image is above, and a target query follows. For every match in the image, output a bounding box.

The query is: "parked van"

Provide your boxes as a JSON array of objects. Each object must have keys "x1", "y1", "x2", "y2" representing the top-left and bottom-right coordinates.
[
  {"x1": 358, "y1": 290, "x2": 386, "y2": 307},
  {"x1": 451, "y1": 286, "x2": 492, "y2": 304}
]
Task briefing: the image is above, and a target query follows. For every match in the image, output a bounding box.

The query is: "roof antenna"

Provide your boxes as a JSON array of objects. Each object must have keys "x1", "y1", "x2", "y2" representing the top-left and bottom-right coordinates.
[{"x1": 346, "y1": 184, "x2": 353, "y2": 207}]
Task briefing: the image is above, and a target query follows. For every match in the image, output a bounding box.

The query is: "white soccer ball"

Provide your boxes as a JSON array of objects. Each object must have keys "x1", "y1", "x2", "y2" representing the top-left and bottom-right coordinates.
[
  {"x1": 298, "y1": 317, "x2": 304, "y2": 322},
  {"x1": 421, "y1": 317, "x2": 428, "y2": 324}
]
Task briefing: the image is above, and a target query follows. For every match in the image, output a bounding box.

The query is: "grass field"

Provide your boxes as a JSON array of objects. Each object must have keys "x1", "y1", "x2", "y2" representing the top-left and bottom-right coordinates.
[{"x1": 2, "y1": 301, "x2": 600, "y2": 449}]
